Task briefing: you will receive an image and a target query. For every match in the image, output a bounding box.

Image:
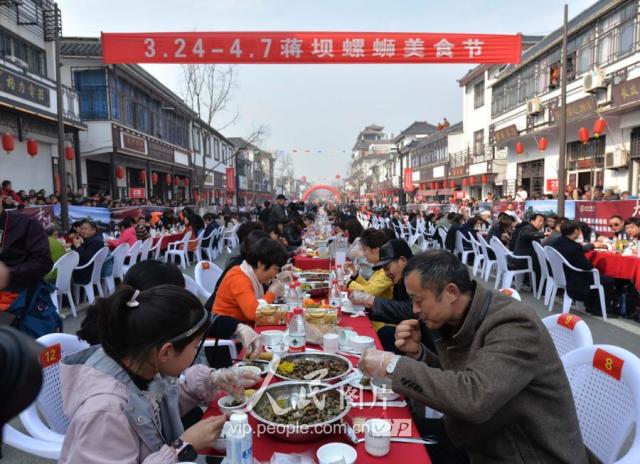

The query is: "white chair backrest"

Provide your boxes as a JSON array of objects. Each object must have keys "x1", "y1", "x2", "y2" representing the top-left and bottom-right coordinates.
[
  {"x1": 438, "y1": 227, "x2": 447, "y2": 246},
  {"x1": 139, "y1": 237, "x2": 153, "y2": 261},
  {"x1": 195, "y1": 261, "x2": 224, "y2": 292},
  {"x1": 490, "y1": 236, "x2": 509, "y2": 273},
  {"x1": 183, "y1": 273, "x2": 209, "y2": 303},
  {"x1": 469, "y1": 235, "x2": 481, "y2": 256},
  {"x1": 499, "y1": 288, "x2": 521, "y2": 300},
  {"x1": 543, "y1": 246, "x2": 567, "y2": 287},
  {"x1": 53, "y1": 251, "x2": 79, "y2": 293},
  {"x1": 110, "y1": 243, "x2": 130, "y2": 278},
  {"x1": 532, "y1": 241, "x2": 549, "y2": 278},
  {"x1": 478, "y1": 235, "x2": 492, "y2": 258},
  {"x1": 542, "y1": 314, "x2": 593, "y2": 358},
  {"x1": 562, "y1": 344, "x2": 640, "y2": 463},
  {"x1": 455, "y1": 231, "x2": 465, "y2": 254},
  {"x1": 35, "y1": 333, "x2": 90, "y2": 434},
  {"x1": 88, "y1": 247, "x2": 109, "y2": 284},
  {"x1": 127, "y1": 240, "x2": 143, "y2": 265},
  {"x1": 181, "y1": 231, "x2": 193, "y2": 247}
]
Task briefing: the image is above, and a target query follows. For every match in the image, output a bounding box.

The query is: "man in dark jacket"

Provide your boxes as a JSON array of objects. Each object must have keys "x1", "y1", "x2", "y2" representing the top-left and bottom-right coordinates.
[
  {"x1": 358, "y1": 251, "x2": 589, "y2": 464},
  {"x1": 268, "y1": 194, "x2": 287, "y2": 226},
  {"x1": 512, "y1": 213, "x2": 546, "y2": 283},
  {"x1": 258, "y1": 201, "x2": 271, "y2": 224},
  {"x1": 71, "y1": 220, "x2": 104, "y2": 285},
  {"x1": 0, "y1": 195, "x2": 52, "y2": 291},
  {"x1": 201, "y1": 213, "x2": 221, "y2": 249},
  {"x1": 551, "y1": 220, "x2": 615, "y2": 316}
]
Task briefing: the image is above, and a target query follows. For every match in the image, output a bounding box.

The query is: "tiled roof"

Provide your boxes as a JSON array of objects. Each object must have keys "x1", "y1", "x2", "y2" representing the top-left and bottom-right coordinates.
[{"x1": 60, "y1": 37, "x2": 103, "y2": 57}]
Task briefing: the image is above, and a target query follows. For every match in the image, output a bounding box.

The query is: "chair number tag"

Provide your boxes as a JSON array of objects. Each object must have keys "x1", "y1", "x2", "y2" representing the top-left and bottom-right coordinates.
[
  {"x1": 593, "y1": 348, "x2": 623, "y2": 381},
  {"x1": 40, "y1": 343, "x2": 62, "y2": 368},
  {"x1": 202, "y1": 262, "x2": 210, "y2": 270},
  {"x1": 557, "y1": 314, "x2": 580, "y2": 330}
]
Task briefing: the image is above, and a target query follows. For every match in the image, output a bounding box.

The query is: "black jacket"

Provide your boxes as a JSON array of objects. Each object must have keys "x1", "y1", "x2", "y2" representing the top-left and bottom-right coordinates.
[
  {"x1": 268, "y1": 204, "x2": 287, "y2": 225},
  {"x1": 509, "y1": 222, "x2": 528, "y2": 251},
  {"x1": 370, "y1": 280, "x2": 411, "y2": 324},
  {"x1": 550, "y1": 236, "x2": 594, "y2": 298},
  {"x1": 202, "y1": 222, "x2": 221, "y2": 248},
  {"x1": 258, "y1": 206, "x2": 271, "y2": 224},
  {"x1": 0, "y1": 210, "x2": 53, "y2": 289},
  {"x1": 72, "y1": 234, "x2": 105, "y2": 285},
  {"x1": 445, "y1": 224, "x2": 462, "y2": 252},
  {"x1": 513, "y1": 224, "x2": 544, "y2": 268}
]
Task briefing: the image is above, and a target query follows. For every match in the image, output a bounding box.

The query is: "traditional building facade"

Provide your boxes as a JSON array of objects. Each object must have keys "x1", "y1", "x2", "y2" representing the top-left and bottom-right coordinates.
[{"x1": 228, "y1": 137, "x2": 274, "y2": 207}]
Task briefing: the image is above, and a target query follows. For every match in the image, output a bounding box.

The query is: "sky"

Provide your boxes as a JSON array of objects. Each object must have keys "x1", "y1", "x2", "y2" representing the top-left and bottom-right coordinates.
[{"x1": 58, "y1": 0, "x2": 596, "y2": 183}]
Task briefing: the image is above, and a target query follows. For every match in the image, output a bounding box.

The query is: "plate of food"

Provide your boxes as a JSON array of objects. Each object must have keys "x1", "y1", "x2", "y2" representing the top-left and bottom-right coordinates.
[
  {"x1": 347, "y1": 369, "x2": 372, "y2": 390},
  {"x1": 299, "y1": 272, "x2": 331, "y2": 282},
  {"x1": 249, "y1": 381, "x2": 351, "y2": 441},
  {"x1": 270, "y1": 352, "x2": 352, "y2": 383},
  {"x1": 234, "y1": 359, "x2": 270, "y2": 376}
]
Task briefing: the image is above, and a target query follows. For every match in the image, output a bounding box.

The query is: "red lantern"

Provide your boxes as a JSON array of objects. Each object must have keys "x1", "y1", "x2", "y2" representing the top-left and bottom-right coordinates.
[
  {"x1": 138, "y1": 170, "x2": 147, "y2": 183},
  {"x1": 26, "y1": 139, "x2": 38, "y2": 157},
  {"x1": 578, "y1": 127, "x2": 590, "y2": 144},
  {"x1": 469, "y1": 176, "x2": 476, "y2": 186},
  {"x1": 515, "y1": 142, "x2": 524, "y2": 155},
  {"x1": 301, "y1": 176, "x2": 307, "y2": 183},
  {"x1": 2, "y1": 133, "x2": 14, "y2": 152},
  {"x1": 64, "y1": 144, "x2": 74, "y2": 161},
  {"x1": 116, "y1": 166, "x2": 125, "y2": 179},
  {"x1": 184, "y1": 177, "x2": 190, "y2": 187},
  {"x1": 174, "y1": 176, "x2": 180, "y2": 186},
  {"x1": 593, "y1": 118, "x2": 606, "y2": 138},
  {"x1": 336, "y1": 174, "x2": 341, "y2": 180},
  {"x1": 462, "y1": 178, "x2": 469, "y2": 187},
  {"x1": 481, "y1": 174, "x2": 489, "y2": 185},
  {"x1": 165, "y1": 174, "x2": 172, "y2": 186},
  {"x1": 538, "y1": 137, "x2": 548, "y2": 152},
  {"x1": 152, "y1": 172, "x2": 158, "y2": 184},
  {"x1": 449, "y1": 180, "x2": 456, "y2": 189},
  {"x1": 193, "y1": 189, "x2": 199, "y2": 202}
]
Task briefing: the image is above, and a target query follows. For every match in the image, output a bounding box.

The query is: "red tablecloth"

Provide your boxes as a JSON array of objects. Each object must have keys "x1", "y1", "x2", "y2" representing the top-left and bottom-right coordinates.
[
  {"x1": 201, "y1": 317, "x2": 431, "y2": 463},
  {"x1": 586, "y1": 250, "x2": 640, "y2": 290},
  {"x1": 293, "y1": 254, "x2": 331, "y2": 270},
  {"x1": 152, "y1": 232, "x2": 185, "y2": 251}
]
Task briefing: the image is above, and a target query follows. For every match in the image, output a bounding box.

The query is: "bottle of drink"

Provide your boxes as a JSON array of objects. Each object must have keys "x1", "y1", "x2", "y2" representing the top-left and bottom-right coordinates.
[
  {"x1": 226, "y1": 412, "x2": 253, "y2": 464},
  {"x1": 590, "y1": 231, "x2": 597, "y2": 243},
  {"x1": 285, "y1": 283, "x2": 298, "y2": 309},
  {"x1": 288, "y1": 307, "x2": 306, "y2": 353},
  {"x1": 329, "y1": 279, "x2": 341, "y2": 308},
  {"x1": 329, "y1": 266, "x2": 337, "y2": 283}
]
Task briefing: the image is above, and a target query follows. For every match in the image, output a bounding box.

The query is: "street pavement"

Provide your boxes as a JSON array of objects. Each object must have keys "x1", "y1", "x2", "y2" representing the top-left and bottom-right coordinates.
[{"x1": 3, "y1": 250, "x2": 640, "y2": 463}]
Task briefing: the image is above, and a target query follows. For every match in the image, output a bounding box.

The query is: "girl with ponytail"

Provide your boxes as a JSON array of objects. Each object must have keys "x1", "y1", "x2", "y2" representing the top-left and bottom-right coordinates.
[{"x1": 59, "y1": 284, "x2": 259, "y2": 463}]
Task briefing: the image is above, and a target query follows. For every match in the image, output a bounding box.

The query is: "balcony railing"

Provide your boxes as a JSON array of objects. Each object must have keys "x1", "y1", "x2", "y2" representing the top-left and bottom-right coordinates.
[{"x1": 62, "y1": 85, "x2": 81, "y2": 123}]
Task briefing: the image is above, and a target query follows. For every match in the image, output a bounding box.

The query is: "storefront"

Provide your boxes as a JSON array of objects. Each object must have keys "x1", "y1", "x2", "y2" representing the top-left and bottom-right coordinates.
[
  {"x1": 567, "y1": 137, "x2": 605, "y2": 192},
  {"x1": 517, "y1": 159, "x2": 545, "y2": 196}
]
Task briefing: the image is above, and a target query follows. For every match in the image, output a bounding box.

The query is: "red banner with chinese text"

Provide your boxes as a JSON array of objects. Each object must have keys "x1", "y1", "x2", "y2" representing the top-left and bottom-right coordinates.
[
  {"x1": 575, "y1": 200, "x2": 640, "y2": 237},
  {"x1": 226, "y1": 167, "x2": 236, "y2": 192},
  {"x1": 403, "y1": 168, "x2": 415, "y2": 192},
  {"x1": 102, "y1": 32, "x2": 522, "y2": 64},
  {"x1": 128, "y1": 188, "x2": 146, "y2": 199}
]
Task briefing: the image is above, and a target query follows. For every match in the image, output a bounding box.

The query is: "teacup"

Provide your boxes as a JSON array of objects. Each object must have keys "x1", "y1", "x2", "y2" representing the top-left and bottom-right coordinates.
[
  {"x1": 364, "y1": 419, "x2": 392, "y2": 457},
  {"x1": 261, "y1": 330, "x2": 285, "y2": 348},
  {"x1": 338, "y1": 329, "x2": 357, "y2": 348}
]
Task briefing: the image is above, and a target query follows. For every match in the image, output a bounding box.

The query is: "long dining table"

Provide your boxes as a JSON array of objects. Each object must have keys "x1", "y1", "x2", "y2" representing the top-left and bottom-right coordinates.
[{"x1": 200, "y1": 315, "x2": 432, "y2": 463}]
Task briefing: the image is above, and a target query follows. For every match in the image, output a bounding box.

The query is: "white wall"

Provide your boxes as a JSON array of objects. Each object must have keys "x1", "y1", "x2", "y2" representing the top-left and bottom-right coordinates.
[{"x1": 0, "y1": 135, "x2": 55, "y2": 193}]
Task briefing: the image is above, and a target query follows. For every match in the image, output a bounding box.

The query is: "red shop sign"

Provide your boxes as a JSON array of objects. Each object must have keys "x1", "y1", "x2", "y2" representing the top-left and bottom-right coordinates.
[
  {"x1": 546, "y1": 178, "x2": 559, "y2": 194},
  {"x1": 403, "y1": 168, "x2": 415, "y2": 192},
  {"x1": 128, "y1": 187, "x2": 146, "y2": 199},
  {"x1": 102, "y1": 32, "x2": 522, "y2": 65},
  {"x1": 226, "y1": 167, "x2": 236, "y2": 192}
]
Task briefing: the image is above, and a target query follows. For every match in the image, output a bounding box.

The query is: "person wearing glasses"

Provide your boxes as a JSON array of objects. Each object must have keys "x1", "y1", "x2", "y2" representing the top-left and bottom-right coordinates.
[
  {"x1": 608, "y1": 215, "x2": 626, "y2": 239},
  {"x1": 60, "y1": 285, "x2": 260, "y2": 464}
]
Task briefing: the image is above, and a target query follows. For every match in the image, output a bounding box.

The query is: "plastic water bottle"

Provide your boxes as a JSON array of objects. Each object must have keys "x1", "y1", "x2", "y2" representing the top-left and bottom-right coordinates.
[
  {"x1": 226, "y1": 412, "x2": 253, "y2": 464},
  {"x1": 285, "y1": 283, "x2": 298, "y2": 310},
  {"x1": 329, "y1": 279, "x2": 341, "y2": 308},
  {"x1": 288, "y1": 307, "x2": 306, "y2": 353}
]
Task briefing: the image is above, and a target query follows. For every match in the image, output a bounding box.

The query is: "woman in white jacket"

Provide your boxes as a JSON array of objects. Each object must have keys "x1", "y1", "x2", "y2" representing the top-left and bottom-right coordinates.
[{"x1": 60, "y1": 285, "x2": 259, "y2": 463}]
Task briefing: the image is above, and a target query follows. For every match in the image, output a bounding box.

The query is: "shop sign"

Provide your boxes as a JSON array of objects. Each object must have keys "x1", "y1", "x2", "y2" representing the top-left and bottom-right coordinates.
[
  {"x1": 128, "y1": 188, "x2": 146, "y2": 199},
  {"x1": 494, "y1": 124, "x2": 518, "y2": 143},
  {"x1": 612, "y1": 76, "x2": 640, "y2": 107},
  {"x1": 121, "y1": 132, "x2": 148, "y2": 155},
  {"x1": 0, "y1": 65, "x2": 50, "y2": 106},
  {"x1": 552, "y1": 96, "x2": 595, "y2": 122},
  {"x1": 226, "y1": 167, "x2": 236, "y2": 191}
]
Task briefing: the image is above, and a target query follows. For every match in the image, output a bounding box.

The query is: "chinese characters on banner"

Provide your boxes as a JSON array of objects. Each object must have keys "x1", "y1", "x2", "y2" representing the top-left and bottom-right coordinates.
[
  {"x1": 575, "y1": 200, "x2": 640, "y2": 237},
  {"x1": 0, "y1": 65, "x2": 50, "y2": 106},
  {"x1": 403, "y1": 168, "x2": 415, "y2": 192},
  {"x1": 226, "y1": 167, "x2": 236, "y2": 192},
  {"x1": 128, "y1": 188, "x2": 146, "y2": 199},
  {"x1": 101, "y1": 32, "x2": 522, "y2": 64}
]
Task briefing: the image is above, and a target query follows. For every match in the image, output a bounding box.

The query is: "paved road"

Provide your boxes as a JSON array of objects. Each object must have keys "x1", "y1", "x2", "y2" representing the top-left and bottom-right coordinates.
[{"x1": 3, "y1": 251, "x2": 640, "y2": 463}]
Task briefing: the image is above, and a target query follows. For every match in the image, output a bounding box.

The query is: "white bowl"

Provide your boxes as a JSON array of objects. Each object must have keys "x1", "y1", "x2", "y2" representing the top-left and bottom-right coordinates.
[
  {"x1": 317, "y1": 442, "x2": 357, "y2": 464},
  {"x1": 349, "y1": 335, "x2": 375, "y2": 353},
  {"x1": 237, "y1": 365, "x2": 262, "y2": 386},
  {"x1": 261, "y1": 329, "x2": 285, "y2": 347},
  {"x1": 371, "y1": 378, "x2": 400, "y2": 401},
  {"x1": 217, "y1": 395, "x2": 247, "y2": 415}
]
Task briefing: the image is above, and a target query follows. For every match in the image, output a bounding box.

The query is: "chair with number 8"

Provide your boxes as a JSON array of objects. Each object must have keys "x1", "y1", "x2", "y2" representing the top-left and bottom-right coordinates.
[{"x1": 562, "y1": 344, "x2": 640, "y2": 463}]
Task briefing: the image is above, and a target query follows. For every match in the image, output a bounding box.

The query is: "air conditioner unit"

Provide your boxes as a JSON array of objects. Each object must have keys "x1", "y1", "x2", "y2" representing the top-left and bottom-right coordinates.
[
  {"x1": 5, "y1": 54, "x2": 28, "y2": 70},
  {"x1": 583, "y1": 68, "x2": 607, "y2": 93},
  {"x1": 605, "y1": 148, "x2": 629, "y2": 169},
  {"x1": 526, "y1": 97, "x2": 542, "y2": 115}
]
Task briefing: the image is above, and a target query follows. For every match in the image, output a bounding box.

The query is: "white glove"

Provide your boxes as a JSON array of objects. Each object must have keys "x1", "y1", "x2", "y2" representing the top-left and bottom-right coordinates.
[
  {"x1": 235, "y1": 323, "x2": 263, "y2": 360},
  {"x1": 350, "y1": 290, "x2": 374, "y2": 307},
  {"x1": 268, "y1": 280, "x2": 286, "y2": 297},
  {"x1": 210, "y1": 367, "x2": 260, "y2": 400},
  {"x1": 358, "y1": 348, "x2": 397, "y2": 380},
  {"x1": 280, "y1": 263, "x2": 295, "y2": 272},
  {"x1": 276, "y1": 270, "x2": 294, "y2": 283}
]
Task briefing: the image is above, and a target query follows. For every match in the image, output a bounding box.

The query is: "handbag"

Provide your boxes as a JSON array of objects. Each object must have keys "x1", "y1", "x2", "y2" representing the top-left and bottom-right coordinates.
[{"x1": 8, "y1": 282, "x2": 63, "y2": 338}]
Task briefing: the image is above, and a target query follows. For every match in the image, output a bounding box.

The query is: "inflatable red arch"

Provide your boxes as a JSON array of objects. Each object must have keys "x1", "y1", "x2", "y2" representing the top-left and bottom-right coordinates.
[{"x1": 302, "y1": 184, "x2": 340, "y2": 202}]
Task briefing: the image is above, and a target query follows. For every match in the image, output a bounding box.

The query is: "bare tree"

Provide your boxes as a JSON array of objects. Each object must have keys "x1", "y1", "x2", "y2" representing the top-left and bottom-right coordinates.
[
  {"x1": 273, "y1": 150, "x2": 295, "y2": 195},
  {"x1": 181, "y1": 64, "x2": 267, "y2": 206}
]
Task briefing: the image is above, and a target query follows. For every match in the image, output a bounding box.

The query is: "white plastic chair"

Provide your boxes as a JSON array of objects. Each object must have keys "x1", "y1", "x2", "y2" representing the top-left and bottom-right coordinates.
[
  {"x1": 469, "y1": 236, "x2": 485, "y2": 277},
  {"x1": 499, "y1": 287, "x2": 521, "y2": 301},
  {"x1": 478, "y1": 235, "x2": 496, "y2": 282},
  {"x1": 490, "y1": 236, "x2": 537, "y2": 293},
  {"x1": 200, "y1": 229, "x2": 217, "y2": 261},
  {"x1": 138, "y1": 237, "x2": 153, "y2": 262},
  {"x1": 1, "y1": 426, "x2": 61, "y2": 460},
  {"x1": 544, "y1": 246, "x2": 607, "y2": 321},
  {"x1": 73, "y1": 247, "x2": 109, "y2": 306},
  {"x1": 50, "y1": 251, "x2": 79, "y2": 317},
  {"x1": 195, "y1": 261, "x2": 224, "y2": 297},
  {"x1": 150, "y1": 236, "x2": 164, "y2": 261},
  {"x1": 165, "y1": 231, "x2": 193, "y2": 269},
  {"x1": 122, "y1": 240, "x2": 142, "y2": 275},
  {"x1": 203, "y1": 339, "x2": 239, "y2": 367},
  {"x1": 455, "y1": 231, "x2": 473, "y2": 265},
  {"x1": 183, "y1": 273, "x2": 210, "y2": 304},
  {"x1": 222, "y1": 223, "x2": 240, "y2": 252},
  {"x1": 532, "y1": 241, "x2": 554, "y2": 305},
  {"x1": 563, "y1": 344, "x2": 640, "y2": 463},
  {"x1": 542, "y1": 314, "x2": 593, "y2": 359},
  {"x1": 102, "y1": 243, "x2": 129, "y2": 295},
  {"x1": 192, "y1": 230, "x2": 205, "y2": 263}
]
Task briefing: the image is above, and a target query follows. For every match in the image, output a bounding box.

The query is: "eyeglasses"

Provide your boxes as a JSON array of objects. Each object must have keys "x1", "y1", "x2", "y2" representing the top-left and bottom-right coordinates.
[{"x1": 609, "y1": 223, "x2": 621, "y2": 228}]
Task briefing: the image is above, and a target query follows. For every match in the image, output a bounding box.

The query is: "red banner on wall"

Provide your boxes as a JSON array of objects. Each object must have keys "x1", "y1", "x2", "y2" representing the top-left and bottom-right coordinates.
[
  {"x1": 575, "y1": 200, "x2": 640, "y2": 237},
  {"x1": 546, "y1": 178, "x2": 559, "y2": 194},
  {"x1": 128, "y1": 188, "x2": 146, "y2": 199},
  {"x1": 403, "y1": 168, "x2": 415, "y2": 192},
  {"x1": 226, "y1": 167, "x2": 236, "y2": 192},
  {"x1": 102, "y1": 32, "x2": 522, "y2": 64}
]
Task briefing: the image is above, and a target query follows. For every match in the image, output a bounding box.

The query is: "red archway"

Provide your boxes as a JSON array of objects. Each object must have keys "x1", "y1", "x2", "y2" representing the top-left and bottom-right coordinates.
[{"x1": 302, "y1": 184, "x2": 340, "y2": 202}]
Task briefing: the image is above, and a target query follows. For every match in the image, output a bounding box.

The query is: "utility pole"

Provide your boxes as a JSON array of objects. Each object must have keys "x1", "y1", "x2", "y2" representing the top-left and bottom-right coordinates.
[
  {"x1": 557, "y1": 4, "x2": 569, "y2": 217},
  {"x1": 399, "y1": 149, "x2": 406, "y2": 208},
  {"x1": 54, "y1": 3, "x2": 69, "y2": 230}
]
